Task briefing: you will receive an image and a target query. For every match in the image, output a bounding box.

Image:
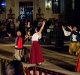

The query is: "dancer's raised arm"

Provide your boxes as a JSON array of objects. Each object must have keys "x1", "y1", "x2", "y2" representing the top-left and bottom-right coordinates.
[
  {"x1": 38, "y1": 20, "x2": 45, "y2": 34},
  {"x1": 67, "y1": 25, "x2": 73, "y2": 31},
  {"x1": 62, "y1": 25, "x2": 71, "y2": 36}
]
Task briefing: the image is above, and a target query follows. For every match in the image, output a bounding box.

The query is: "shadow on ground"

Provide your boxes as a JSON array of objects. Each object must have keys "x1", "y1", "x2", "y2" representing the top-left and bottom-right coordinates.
[{"x1": 43, "y1": 46, "x2": 76, "y2": 72}]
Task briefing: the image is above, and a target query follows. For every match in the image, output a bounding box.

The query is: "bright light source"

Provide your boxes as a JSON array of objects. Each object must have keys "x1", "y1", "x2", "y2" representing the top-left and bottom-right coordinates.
[
  {"x1": 45, "y1": 0, "x2": 52, "y2": 10},
  {"x1": 1, "y1": 4, "x2": 5, "y2": 5},
  {"x1": 1, "y1": 2, "x2": 5, "y2": 6}
]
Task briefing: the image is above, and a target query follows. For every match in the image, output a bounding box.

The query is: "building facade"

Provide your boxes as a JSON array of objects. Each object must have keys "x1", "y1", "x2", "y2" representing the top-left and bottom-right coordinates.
[
  {"x1": 1, "y1": 0, "x2": 80, "y2": 26},
  {"x1": 0, "y1": 0, "x2": 65, "y2": 21}
]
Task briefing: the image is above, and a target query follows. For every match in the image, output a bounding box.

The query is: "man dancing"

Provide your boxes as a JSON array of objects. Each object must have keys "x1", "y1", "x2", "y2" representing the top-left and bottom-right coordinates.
[{"x1": 62, "y1": 25, "x2": 80, "y2": 72}]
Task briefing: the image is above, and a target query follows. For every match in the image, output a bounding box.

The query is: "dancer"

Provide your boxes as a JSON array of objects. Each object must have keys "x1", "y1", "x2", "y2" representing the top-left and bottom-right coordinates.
[
  {"x1": 30, "y1": 20, "x2": 45, "y2": 65},
  {"x1": 14, "y1": 30, "x2": 23, "y2": 61},
  {"x1": 62, "y1": 25, "x2": 80, "y2": 55},
  {"x1": 7, "y1": 33, "x2": 12, "y2": 38},
  {"x1": 62, "y1": 25, "x2": 80, "y2": 72}
]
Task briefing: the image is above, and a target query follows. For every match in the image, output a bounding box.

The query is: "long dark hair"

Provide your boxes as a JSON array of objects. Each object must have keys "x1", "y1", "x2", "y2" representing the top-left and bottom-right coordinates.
[{"x1": 5, "y1": 60, "x2": 24, "y2": 75}]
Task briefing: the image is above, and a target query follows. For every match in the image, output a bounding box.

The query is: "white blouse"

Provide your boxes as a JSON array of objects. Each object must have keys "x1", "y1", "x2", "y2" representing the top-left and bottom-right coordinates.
[
  {"x1": 62, "y1": 27, "x2": 78, "y2": 41},
  {"x1": 31, "y1": 33, "x2": 41, "y2": 41},
  {"x1": 62, "y1": 28, "x2": 71, "y2": 36}
]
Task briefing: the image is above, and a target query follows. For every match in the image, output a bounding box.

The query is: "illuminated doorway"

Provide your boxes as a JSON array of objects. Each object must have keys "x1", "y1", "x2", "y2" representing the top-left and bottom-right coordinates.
[{"x1": 19, "y1": 1, "x2": 33, "y2": 21}]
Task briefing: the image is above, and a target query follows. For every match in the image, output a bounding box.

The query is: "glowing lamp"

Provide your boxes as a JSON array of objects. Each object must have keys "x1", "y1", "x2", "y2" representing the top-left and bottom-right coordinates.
[{"x1": 45, "y1": 0, "x2": 52, "y2": 10}]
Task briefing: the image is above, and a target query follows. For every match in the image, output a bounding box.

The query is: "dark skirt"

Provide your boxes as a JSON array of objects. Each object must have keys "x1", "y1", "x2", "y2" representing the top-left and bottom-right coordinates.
[{"x1": 30, "y1": 41, "x2": 44, "y2": 64}]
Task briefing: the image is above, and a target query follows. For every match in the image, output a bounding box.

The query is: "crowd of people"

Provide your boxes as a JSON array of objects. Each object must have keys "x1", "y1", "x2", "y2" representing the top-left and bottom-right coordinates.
[
  {"x1": 0, "y1": 19, "x2": 15, "y2": 38},
  {"x1": 0, "y1": 18, "x2": 66, "y2": 40}
]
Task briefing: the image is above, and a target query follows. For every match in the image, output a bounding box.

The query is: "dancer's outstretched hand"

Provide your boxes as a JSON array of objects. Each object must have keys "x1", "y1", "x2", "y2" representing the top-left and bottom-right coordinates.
[
  {"x1": 67, "y1": 25, "x2": 72, "y2": 31},
  {"x1": 62, "y1": 25, "x2": 65, "y2": 29}
]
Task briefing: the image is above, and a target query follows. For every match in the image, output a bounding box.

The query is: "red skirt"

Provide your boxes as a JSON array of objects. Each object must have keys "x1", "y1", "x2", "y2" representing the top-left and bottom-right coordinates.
[
  {"x1": 76, "y1": 53, "x2": 80, "y2": 72},
  {"x1": 30, "y1": 41, "x2": 44, "y2": 64}
]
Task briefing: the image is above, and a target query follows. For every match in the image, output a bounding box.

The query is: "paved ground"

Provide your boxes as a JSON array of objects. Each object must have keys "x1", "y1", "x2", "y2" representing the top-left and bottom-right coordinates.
[{"x1": 0, "y1": 37, "x2": 80, "y2": 75}]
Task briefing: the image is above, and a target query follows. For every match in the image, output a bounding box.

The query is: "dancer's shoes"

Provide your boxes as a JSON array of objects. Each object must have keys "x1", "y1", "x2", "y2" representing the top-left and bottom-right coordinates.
[{"x1": 36, "y1": 63, "x2": 42, "y2": 66}]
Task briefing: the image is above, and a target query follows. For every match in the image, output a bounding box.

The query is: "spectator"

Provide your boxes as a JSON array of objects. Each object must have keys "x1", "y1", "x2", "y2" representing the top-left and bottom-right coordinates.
[{"x1": 5, "y1": 60, "x2": 24, "y2": 75}]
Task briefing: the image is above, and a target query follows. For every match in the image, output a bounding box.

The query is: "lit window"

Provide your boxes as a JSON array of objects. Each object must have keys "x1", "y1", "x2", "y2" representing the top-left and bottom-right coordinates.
[
  {"x1": 52, "y1": 0, "x2": 60, "y2": 13},
  {"x1": 45, "y1": 0, "x2": 52, "y2": 10},
  {"x1": 72, "y1": 0, "x2": 75, "y2": 10}
]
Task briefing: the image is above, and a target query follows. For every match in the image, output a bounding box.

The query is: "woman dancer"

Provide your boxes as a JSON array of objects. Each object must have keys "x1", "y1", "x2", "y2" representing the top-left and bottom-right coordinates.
[{"x1": 30, "y1": 20, "x2": 45, "y2": 65}]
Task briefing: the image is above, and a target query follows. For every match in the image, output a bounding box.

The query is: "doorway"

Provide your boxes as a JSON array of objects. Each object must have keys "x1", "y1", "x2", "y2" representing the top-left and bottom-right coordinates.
[{"x1": 19, "y1": 1, "x2": 33, "y2": 21}]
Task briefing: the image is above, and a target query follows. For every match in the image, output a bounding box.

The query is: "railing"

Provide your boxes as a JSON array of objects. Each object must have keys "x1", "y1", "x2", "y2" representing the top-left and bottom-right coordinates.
[
  {"x1": 0, "y1": 58, "x2": 67, "y2": 75},
  {"x1": 25, "y1": 66, "x2": 67, "y2": 75},
  {"x1": 0, "y1": 58, "x2": 10, "y2": 75}
]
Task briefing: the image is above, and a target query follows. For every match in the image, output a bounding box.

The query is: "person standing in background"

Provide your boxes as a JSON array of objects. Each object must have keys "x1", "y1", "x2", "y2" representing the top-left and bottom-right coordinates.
[{"x1": 19, "y1": 19, "x2": 26, "y2": 40}]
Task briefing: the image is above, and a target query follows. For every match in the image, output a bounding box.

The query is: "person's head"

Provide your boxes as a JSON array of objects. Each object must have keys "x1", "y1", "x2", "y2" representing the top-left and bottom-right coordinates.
[
  {"x1": 5, "y1": 60, "x2": 24, "y2": 75},
  {"x1": 17, "y1": 31, "x2": 21, "y2": 36},
  {"x1": 38, "y1": 18, "x2": 45, "y2": 25},
  {"x1": 72, "y1": 25, "x2": 77, "y2": 31},
  {"x1": 27, "y1": 21, "x2": 30, "y2": 25},
  {"x1": 35, "y1": 28, "x2": 39, "y2": 33}
]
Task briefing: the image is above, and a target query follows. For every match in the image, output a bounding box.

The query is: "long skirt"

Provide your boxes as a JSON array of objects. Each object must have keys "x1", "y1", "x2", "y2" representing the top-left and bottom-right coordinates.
[
  {"x1": 76, "y1": 53, "x2": 80, "y2": 72},
  {"x1": 69, "y1": 42, "x2": 80, "y2": 55},
  {"x1": 30, "y1": 41, "x2": 44, "y2": 64}
]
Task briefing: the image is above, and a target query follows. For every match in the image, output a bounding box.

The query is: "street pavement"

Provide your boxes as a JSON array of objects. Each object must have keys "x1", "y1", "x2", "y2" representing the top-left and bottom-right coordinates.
[{"x1": 0, "y1": 37, "x2": 80, "y2": 75}]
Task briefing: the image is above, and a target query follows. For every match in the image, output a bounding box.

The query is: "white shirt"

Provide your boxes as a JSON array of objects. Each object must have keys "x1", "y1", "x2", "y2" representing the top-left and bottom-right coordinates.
[
  {"x1": 72, "y1": 34, "x2": 77, "y2": 41},
  {"x1": 62, "y1": 28, "x2": 71, "y2": 36},
  {"x1": 32, "y1": 33, "x2": 41, "y2": 41},
  {"x1": 62, "y1": 27, "x2": 78, "y2": 41}
]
